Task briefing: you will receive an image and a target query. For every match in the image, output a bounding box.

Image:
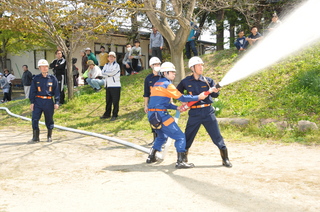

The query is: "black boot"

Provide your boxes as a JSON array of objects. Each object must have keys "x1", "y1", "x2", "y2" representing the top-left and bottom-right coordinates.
[
  {"x1": 148, "y1": 131, "x2": 157, "y2": 146},
  {"x1": 183, "y1": 149, "x2": 189, "y2": 162},
  {"x1": 47, "y1": 129, "x2": 52, "y2": 142},
  {"x1": 28, "y1": 129, "x2": 40, "y2": 143},
  {"x1": 220, "y1": 149, "x2": 232, "y2": 168},
  {"x1": 176, "y1": 152, "x2": 194, "y2": 169},
  {"x1": 146, "y1": 148, "x2": 158, "y2": 163}
]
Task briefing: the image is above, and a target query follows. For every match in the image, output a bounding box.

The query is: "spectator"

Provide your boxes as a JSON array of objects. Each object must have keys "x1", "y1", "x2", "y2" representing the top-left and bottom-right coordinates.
[
  {"x1": 101, "y1": 52, "x2": 121, "y2": 121},
  {"x1": 50, "y1": 50, "x2": 66, "y2": 105},
  {"x1": 149, "y1": 26, "x2": 164, "y2": 62},
  {"x1": 98, "y1": 46, "x2": 109, "y2": 70},
  {"x1": 80, "y1": 50, "x2": 89, "y2": 74},
  {"x1": 185, "y1": 22, "x2": 200, "y2": 59},
  {"x1": 72, "y1": 58, "x2": 79, "y2": 87},
  {"x1": 129, "y1": 40, "x2": 142, "y2": 74},
  {"x1": 21, "y1": 65, "x2": 33, "y2": 99},
  {"x1": 86, "y1": 60, "x2": 104, "y2": 92},
  {"x1": 85, "y1": 47, "x2": 98, "y2": 65},
  {"x1": 80, "y1": 50, "x2": 89, "y2": 85},
  {"x1": 122, "y1": 43, "x2": 133, "y2": 75},
  {"x1": 3, "y1": 69, "x2": 15, "y2": 102},
  {"x1": 246, "y1": 26, "x2": 263, "y2": 46},
  {"x1": 0, "y1": 73, "x2": 10, "y2": 103},
  {"x1": 234, "y1": 30, "x2": 248, "y2": 52},
  {"x1": 268, "y1": 13, "x2": 282, "y2": 32}
]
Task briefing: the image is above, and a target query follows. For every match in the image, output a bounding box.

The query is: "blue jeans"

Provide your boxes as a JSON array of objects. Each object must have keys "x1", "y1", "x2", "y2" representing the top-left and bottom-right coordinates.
[{"x1": 86, "y1": 78, "x2": 104, "y2": 89}]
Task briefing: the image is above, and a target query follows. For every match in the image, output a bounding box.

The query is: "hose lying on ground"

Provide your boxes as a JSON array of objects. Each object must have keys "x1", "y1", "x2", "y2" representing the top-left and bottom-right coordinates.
[{"x1": 0, "y1": 107, "x2": 156, "y2": 156}]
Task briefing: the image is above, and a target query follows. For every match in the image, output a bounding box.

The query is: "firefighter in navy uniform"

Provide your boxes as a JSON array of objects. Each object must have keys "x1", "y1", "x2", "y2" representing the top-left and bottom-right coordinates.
[
  {"x1": 177, "y1": 56, "x2": 232, "y2": 167},
  {"x1": 143, "y1": 57, "x2": 161, "y2": 145},
  {"x1": 50, "y1": 50, "x2": 66, "y2": 104},
  {"x1": 29, "y1": 59, "x2": 60, "y2": 143}
]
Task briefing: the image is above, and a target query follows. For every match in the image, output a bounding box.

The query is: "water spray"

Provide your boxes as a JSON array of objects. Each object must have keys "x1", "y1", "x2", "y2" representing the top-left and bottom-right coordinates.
[{"x1": 219, "y1": 0, "x2": 320, "y2": 87}]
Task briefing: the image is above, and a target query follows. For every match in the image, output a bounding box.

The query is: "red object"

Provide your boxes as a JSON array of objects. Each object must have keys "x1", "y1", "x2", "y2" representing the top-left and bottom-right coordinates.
[{"x1": 181, "y1": 90, "x2": 211, "y2": 111}]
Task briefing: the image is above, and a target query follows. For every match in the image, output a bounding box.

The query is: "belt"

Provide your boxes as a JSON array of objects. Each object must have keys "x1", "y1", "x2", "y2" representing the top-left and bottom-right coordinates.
[
  {"x1": 148, "y1": 109, "x2": 167, "y2": 111},
  {"x1": 36, "y1": 95, "x2": 52, "y2": 99},
  {"x1": 190, "y1": 104, "x2": 211, "y2": 109}
]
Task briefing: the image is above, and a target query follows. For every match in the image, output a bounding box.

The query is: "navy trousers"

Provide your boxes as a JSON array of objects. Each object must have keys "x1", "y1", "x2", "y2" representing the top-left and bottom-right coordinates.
[
  {"x1": 32, "y1": 99, "x2": 54, "y2": 130},
  {"x1": 185, "y1": 106, "x2": 226, "y2": 150}
]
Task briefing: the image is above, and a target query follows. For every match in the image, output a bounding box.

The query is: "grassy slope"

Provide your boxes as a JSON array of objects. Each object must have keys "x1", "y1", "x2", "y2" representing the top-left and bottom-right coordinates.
[{"x1": 1, "y1": 44, "x2": 320, "y2": 144}]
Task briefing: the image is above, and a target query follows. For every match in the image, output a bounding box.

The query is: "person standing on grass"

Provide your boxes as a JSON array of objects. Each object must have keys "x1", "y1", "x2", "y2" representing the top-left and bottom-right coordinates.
[
  {"x1": 146, "y1": 62, "x2": 208, "y2": 169},
  {"x1": 177, "y1": 56, "x2": 232, "y2": 167},
  {"x1": 149, "y1": 26, "x2": 164, "y2": 62},
  {"x1": 100, "y1": 52, "x2": 121, "y2": 121},
  {"x1": 3, "y1": 69, "x2": 15, "y2": 102},
  {"x1": 98, "y1": 46, "x2": 109, "y2": 70},
  {"x1": 0, "y1": 73, "x2": 10, "y2": 103},
  {"x1": 29, "y1": 59, "x2": 60, "y2": 144},
  {"x1": 50, "y1": 50, "x2": 66, "y2": 105},
  {"x1": 21, "y1": 65, "x2": 33, "y2": 99},
  {"x1": 143, "y1": 57, "x2": 162, "y2": 145}
]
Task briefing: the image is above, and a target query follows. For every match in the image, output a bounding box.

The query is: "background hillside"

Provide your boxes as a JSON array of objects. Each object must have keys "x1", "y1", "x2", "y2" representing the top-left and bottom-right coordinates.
[{"x1": 1, "y1": 44, "x2": 320, "y2": 144}]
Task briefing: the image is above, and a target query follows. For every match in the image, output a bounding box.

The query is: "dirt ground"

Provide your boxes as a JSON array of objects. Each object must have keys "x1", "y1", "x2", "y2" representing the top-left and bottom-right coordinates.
[{"x1": 0, "y1": 126, "x2": 319, "y2": 212}]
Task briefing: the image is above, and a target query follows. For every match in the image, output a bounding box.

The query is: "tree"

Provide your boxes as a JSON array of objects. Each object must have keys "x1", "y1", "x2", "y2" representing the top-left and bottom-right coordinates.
[{"x1": 2, "y1": 0, "x2": 116, "y2": 99}]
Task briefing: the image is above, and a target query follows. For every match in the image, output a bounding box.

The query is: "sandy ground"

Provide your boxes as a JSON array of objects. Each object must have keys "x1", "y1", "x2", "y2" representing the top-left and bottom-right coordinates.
[{"x1": 0, "y1": 127, "x2": 319, "y2": 212}]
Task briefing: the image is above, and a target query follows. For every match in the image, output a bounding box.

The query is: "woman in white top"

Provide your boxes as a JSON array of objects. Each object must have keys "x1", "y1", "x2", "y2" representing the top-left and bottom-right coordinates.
[{"x1": 100, "y1": 52, "x2": 121, "y2": 121}]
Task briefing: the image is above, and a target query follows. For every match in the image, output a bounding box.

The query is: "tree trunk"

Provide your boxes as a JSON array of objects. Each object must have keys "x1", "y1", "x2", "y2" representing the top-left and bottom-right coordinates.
[
  {"x1": 216, "y1": 9, "x2": 225, "y2": 51},
  {"x1": 229, "y1": 19, "x2": 236, "y2": 49},
  {"x1": 65, "y1": 53, "x2": 74, "y2": 100},
  {"x1": 170, "y1": 49, "x2": 185, "y2": 85}
]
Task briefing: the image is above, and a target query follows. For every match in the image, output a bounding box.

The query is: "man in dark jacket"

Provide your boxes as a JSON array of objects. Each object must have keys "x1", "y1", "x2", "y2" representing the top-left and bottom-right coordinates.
[
  {"x1": 21, "y1": 65, "x2": 33, "y2": 98},
  {"x1": 50, "y1": 50, "x2": 66, "y2": 104}
]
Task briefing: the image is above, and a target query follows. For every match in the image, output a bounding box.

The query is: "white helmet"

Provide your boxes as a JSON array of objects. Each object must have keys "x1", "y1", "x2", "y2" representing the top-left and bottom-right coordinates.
[
  {"x1": 160, "y1": 62, "x2": 176, "y2": 72},
  {"x1": 188, "y1": 56, "x2": 204, "y2": 68},
  {"x1": 38, "y1": 59, "x2": 49, "y2": 67},
  {"x1": 149, "y1": 57, "x2": 161, "y2": 66}
]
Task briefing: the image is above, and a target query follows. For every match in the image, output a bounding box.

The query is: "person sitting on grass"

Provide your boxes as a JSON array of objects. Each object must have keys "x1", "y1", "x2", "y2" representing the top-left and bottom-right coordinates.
[{"x1": 86, "y1": 60, "x2": 104, "y2": 92}]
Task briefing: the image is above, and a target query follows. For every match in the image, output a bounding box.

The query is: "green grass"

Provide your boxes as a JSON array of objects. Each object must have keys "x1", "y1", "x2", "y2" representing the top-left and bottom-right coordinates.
[{"x1": 1, "y1": 44, "x2": 320, "y2": 145}]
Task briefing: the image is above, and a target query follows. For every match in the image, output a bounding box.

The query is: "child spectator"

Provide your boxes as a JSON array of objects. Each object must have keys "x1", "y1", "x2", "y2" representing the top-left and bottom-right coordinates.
[
  {"x1": 129, "y1": 40, "x2": 142, "y2": 74},
  {"x1": 268, "y1": 13, "x2": 282, "y2": 32},
  {"x1": 246, "y1": 26, "x2": 263, "y2": 46},
  {"x1": 122, "y1": 43, "x2": 133, "y2": 75},
  {"x1": 0, "y1": 73, "x2": 10, "y2": 103},
  {"x1": 98, "y1": 46, "x2": 109, "y2": 70},
  {"x1": 234, "y1": 30, "x2": 248, "y2": 52}
]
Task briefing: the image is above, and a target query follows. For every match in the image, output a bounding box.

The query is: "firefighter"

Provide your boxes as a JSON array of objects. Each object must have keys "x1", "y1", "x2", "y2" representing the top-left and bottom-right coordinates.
[
  {"x1": 177, "y1": 56, "x2": 232, "y2": 167},
  {"x1": 143, "y1": 57, "x2": 161, "y2": 145},
  {"x1": 29, "y1": 59, "x2": 60, "y2": 143},
  {"x1": 146, "y1": 62, "x2": 208, "y2": 168}
]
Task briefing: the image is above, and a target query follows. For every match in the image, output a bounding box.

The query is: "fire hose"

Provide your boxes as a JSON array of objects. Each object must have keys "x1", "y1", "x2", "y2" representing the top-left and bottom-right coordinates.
[
  {"x1": 181, "y1": 83, "x2": 221, "y2": 111},
  {"x1": 0, "y1": 107, "x2": 156, "y2": 156}
]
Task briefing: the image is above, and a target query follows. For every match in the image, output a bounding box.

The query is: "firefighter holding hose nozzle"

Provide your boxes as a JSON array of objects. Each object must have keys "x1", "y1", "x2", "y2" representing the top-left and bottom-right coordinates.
[
  {"x1": 177, "y1": 56, "x2": 232, "y2": 167},
  {"x1": 146, "y1": 62, "x2": 208, "y2": 169}
]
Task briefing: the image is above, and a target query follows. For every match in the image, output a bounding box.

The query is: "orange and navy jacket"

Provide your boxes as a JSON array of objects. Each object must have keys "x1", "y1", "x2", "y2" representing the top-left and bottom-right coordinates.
[
  {"x1": 29, "y1": 74, "x2": 60, "y2": 104},
  {"x1": 148, "y1": 78, "x2": 199, "y2": 110}
]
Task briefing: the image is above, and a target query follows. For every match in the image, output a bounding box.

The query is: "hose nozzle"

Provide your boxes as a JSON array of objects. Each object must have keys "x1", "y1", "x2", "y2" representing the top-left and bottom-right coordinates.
[{"x1": 215, "y1": 83, "x2": 221, "y2": 89}]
